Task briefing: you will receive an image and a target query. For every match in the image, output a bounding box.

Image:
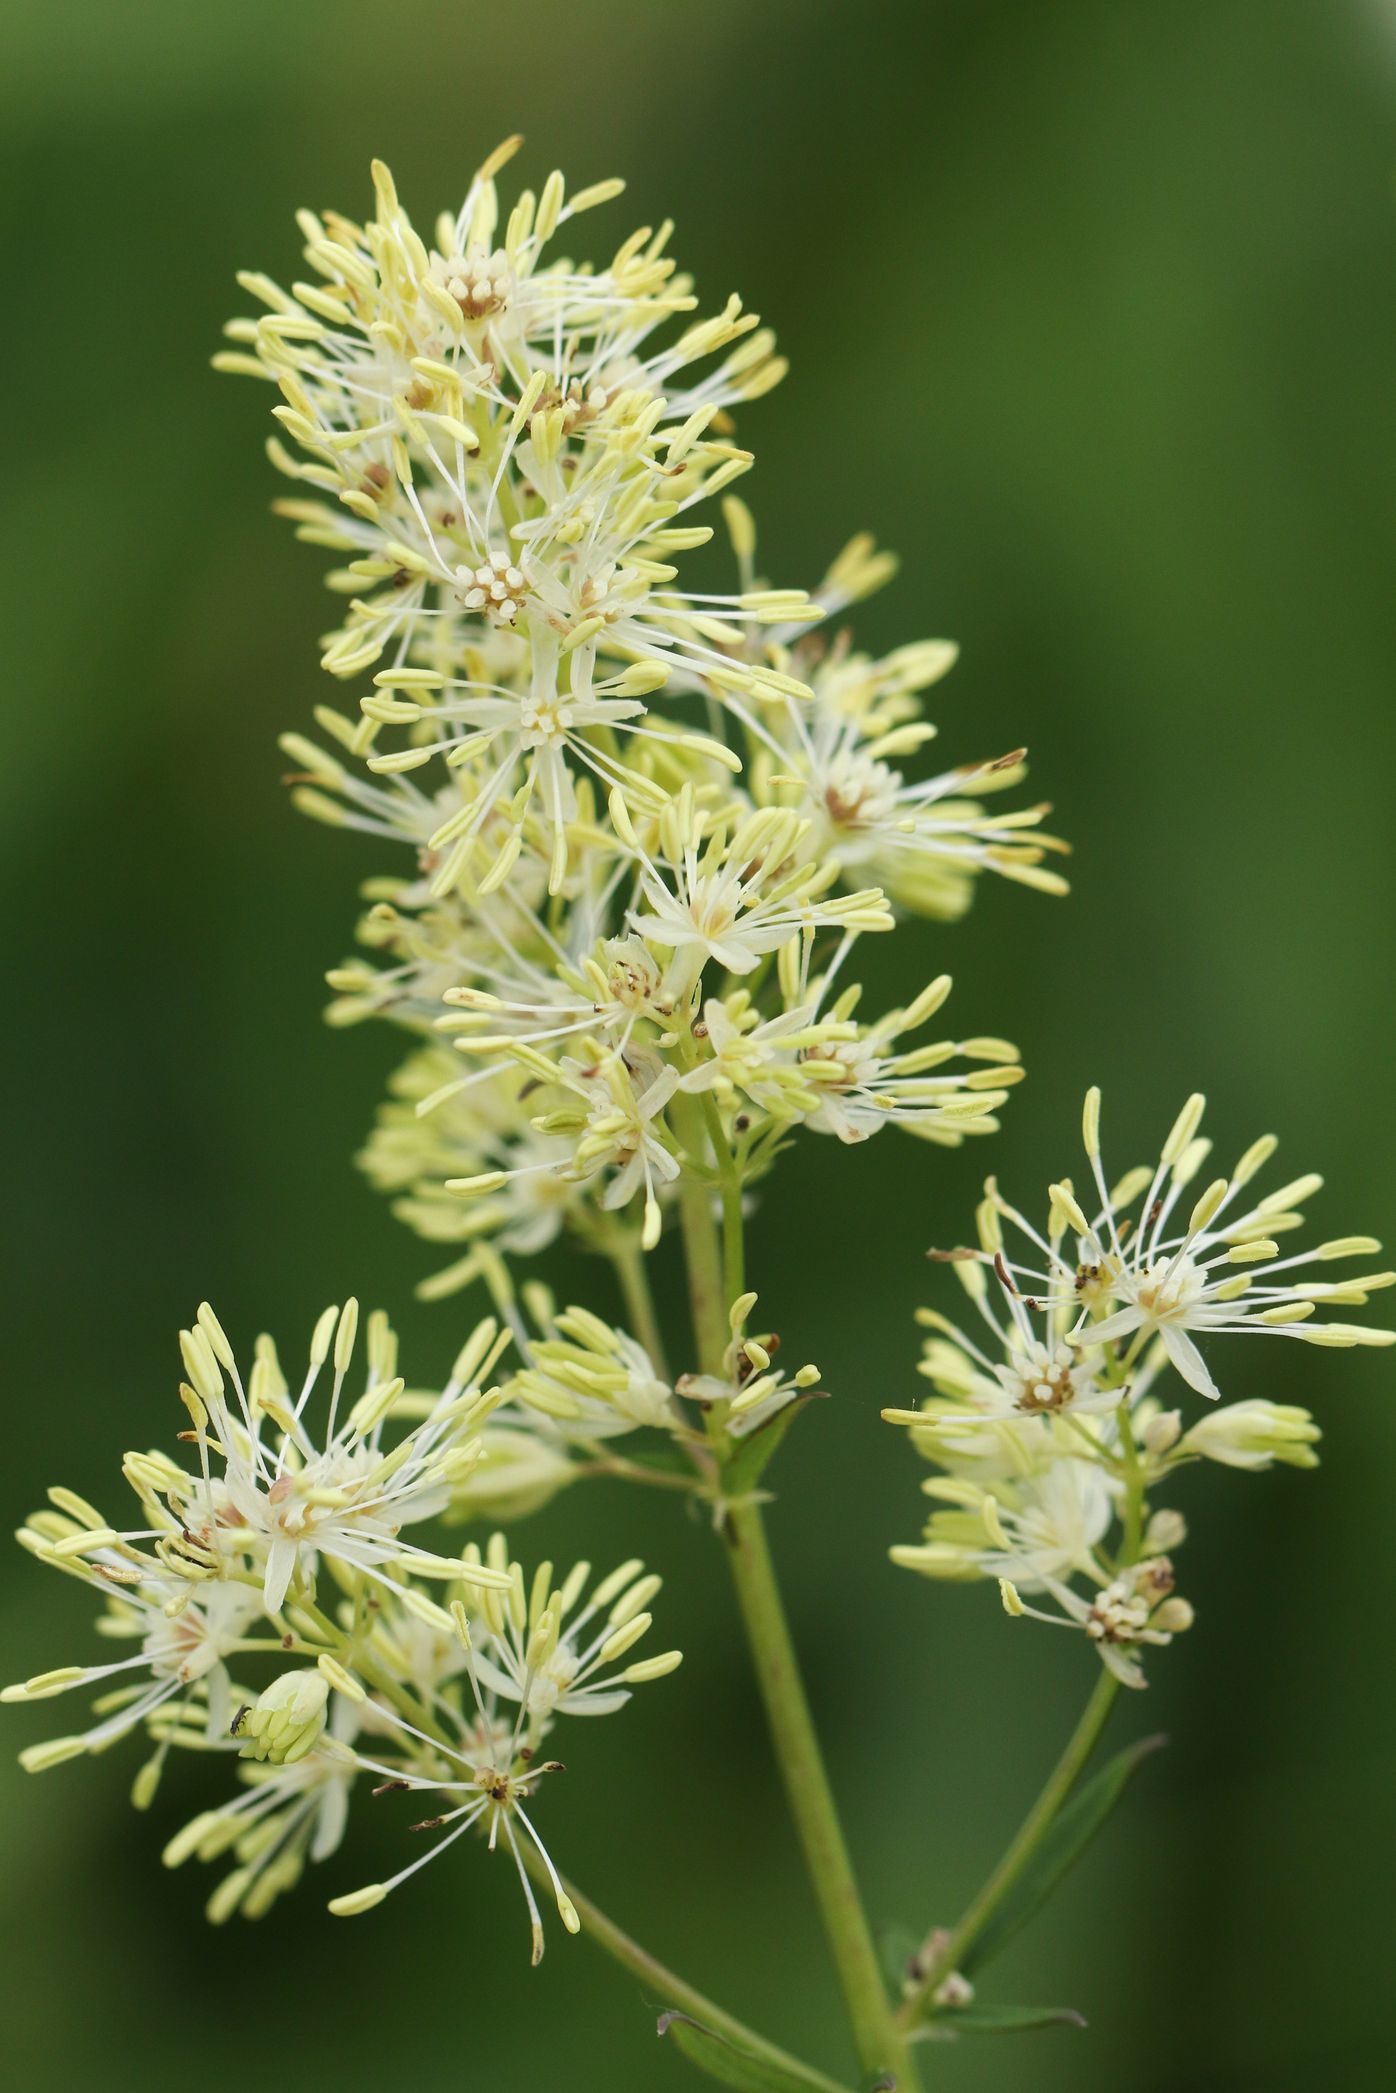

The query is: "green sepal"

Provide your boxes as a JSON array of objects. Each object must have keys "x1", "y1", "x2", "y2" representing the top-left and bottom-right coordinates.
[
  {"x1": 961, "y1": 1732, "x2": 1167, "y2": 1977},
  {"x1": 656, "y1": 2010, "x2": 851, "y2": 2093}
]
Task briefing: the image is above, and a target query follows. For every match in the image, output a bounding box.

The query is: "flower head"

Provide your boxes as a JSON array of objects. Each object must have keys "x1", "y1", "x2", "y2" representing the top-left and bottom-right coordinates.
[
  {"x1": 326, "y1": 1543, "x2": 680, "y2": 1959},
  {"x1": 887, "y1": 1084, "x2": 1390, "y2": 1687},
  {"x1": 171, "y1": 1300, "x2": 514, "y2": 1613},
  {"x1": 221, "y1": 147, "x2": 810, "y2": 882},
  {"x1": 1051, "y1": 1089, "x2": 1395, "y2": 1400}
]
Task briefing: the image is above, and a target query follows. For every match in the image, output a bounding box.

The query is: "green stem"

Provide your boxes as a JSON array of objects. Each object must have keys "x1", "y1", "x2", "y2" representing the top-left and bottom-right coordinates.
[
  {"x1": 723, "y1": 1495, "x2": 919, "y2": 2087},
  {"x1": 1117, "y1": 1403, "x2": 1145, "y2": 1561},
  {"x1": 671, "y1": 1093, "x2": 730, "y2": 1374},
  {"x1": 607, "y1": 1227, "x2": 670, "y2": 1380},
  {"x1": 674, "y1": 1114, "x2": 918, "y2": 2090},
  {"x1": 579, "y1": 1450, "x2": 698, "y2": 1494},
  {"x1": 897, "y1": 1672, "x2": 1120, "y2": 2030},
  {"x1": 701, "y1": 1091, "x2": 747, "y2": 1305},
  {"x1": 542, "y1": 1864, "x2": 855, "y2": 2093}
]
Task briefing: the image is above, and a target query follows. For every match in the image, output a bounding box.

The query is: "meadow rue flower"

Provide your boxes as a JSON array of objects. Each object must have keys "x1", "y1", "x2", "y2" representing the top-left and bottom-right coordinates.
[
  {"x1": 446, "y1": 1041, "x2": 683, "y2": 1252},
  {"x1": 999, "y1": 1558, "x2": 1195, "y2": 1691},
  {"x1": 170, "y1": 1299, "x2": 515, "y2": 1613},
  {"x1": 502, "y1": 1287, "x2": 678, "y2": 1440},
  {"x1": 219, "y1": 146, "x2": 811, "y2": 882},
  {"x1": 1054, "y1": 1088, "x2": 1396, "y2": 1400},
  {"x1": 901, "y1": 1091, "x2": 1393, "y2": 1407},
  {"x1": 887, "y1": 1084, "x2": 1388, "y2": 1686},
  {"x1": 889, "y1": 1455, "x2": 1114, "y2": 1589},
  {"x1": 883, "y1": 1177, "x2": 1129, "y2": 1430},
  {"x1": 797, "y1": 975, "x2": 1023, "y2": 1147},
  {"x1": 327, "y1": 1541, "x2": 680, "y2": 1960},
  {"x1": 361, "y1": 1045, "x2": 594, "y2": 1280},
  {"x1": 161, "y1": 1703, "x2": 360, "y2": 1923},
  {"x1": 620, "y1": 786, "x2": 893, "y2": 996},
  {"x1": 3, "y1": 1571, "x2": 262, "y2": 1771},
  {"x1": 758, "y1": 645, "x2": 1069, "y2": 919}
]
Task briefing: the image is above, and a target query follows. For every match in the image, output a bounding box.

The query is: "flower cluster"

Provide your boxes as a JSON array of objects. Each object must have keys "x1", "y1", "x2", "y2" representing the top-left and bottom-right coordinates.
[
  {"x1": 13, "y1": 146, "x2": 1382, "y2": 2031},
  {"x1": 222, "y1": 148, "x2": 1062, "y2": 1294},
  {"x1": 3, "y1": 1299, "x2": 678, "y2": 1947},
  {"x1": 884, "y1": 1088, "x2": 1392, "y2": 1684}
]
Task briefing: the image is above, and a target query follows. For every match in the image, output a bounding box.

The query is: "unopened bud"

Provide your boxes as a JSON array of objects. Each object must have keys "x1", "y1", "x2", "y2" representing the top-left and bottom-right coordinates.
[
  {"x1": 237, "y1": 1671, "x2": 328, "y2": 1765},
  {"x1": 1142, "y1": 1409, "x2": 1183, "y2": 1458},
  {"x1": 1182, "y1": 1399, "x2": 1321, "y2": 1472}
]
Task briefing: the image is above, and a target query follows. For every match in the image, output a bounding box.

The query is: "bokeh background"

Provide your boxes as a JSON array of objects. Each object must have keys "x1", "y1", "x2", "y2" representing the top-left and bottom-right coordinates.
[{"x1": 3, "y1": 1, "x2": 1394, "y2": 2086}]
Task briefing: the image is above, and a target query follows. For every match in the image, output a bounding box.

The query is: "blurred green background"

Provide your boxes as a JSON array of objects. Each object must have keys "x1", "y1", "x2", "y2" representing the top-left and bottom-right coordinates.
[{"x1": 3, "y1": 1, "x2": 1394, "y2": 2086}]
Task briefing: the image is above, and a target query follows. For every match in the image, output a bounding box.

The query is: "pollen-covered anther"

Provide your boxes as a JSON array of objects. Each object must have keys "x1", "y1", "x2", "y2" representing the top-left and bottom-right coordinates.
[
  {"x1": 458, "y1": 557, "x2": 528, "y2": 625},
  {"x1": 433, "y1": 248, "x2": 514, "y2": 320}
]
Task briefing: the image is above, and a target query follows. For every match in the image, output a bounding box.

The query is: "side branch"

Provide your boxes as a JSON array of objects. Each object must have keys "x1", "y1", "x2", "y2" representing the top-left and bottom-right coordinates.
[
  {"x1": 526, "y1": 1854, "x2": 855, "y2": 2093},
  {"x1": 896, "y1": 1668, "x2": 1121, "y2": 2030}
]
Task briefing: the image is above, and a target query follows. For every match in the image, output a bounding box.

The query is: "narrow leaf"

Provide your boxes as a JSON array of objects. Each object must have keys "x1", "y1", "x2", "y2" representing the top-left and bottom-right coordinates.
[
  {"x1": 657, "y1": 2011, "x2": 850, "y2": 2093},
  {"x1": 925, "y1": 2004, "x2": 1086, "y2": 2037},
  {"x1": 962, "y1": 1733, "x2": 1166, "y2": 1975},
  {"x1": 721, "y1": 1389, "x2": 828, "y2": 1498},
  {"x1": 878, "y1": 1924, "x2": 923, "y2": 1993}
]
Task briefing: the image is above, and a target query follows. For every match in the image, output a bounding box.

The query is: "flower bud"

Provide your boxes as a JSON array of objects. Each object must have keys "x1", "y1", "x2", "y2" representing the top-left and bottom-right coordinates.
[
  {"x1": 1181, "y1": 1400, "x2": 1321, "y2": 1471},
  {"x1": 236, "y1": 1671, "x2": 329, "y2": 1765},
  {"x1": 446, "y1": 1427, "x2": 575, "y2": 1523},
  {"x1": 1144, "y1": 1508, "x2": 1188, "y2": 1553},
  {"x1": 1142, "y1": 1408, "x2": 1183, "y2": 1457}
]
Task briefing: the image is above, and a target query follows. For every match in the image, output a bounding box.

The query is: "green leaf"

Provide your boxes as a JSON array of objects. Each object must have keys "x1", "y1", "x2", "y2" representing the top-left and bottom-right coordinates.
[
  {"x1": 926, "y1": 2004, "x2": 1086, "y2": 2038},
  {"x1": 656, "y1": 2011, "x2": 850, "y2": 2093},
  {"x1": 878, "y1": 1924, "x2": 922, "y2": 1993},
  {"x1": 962, "y1": 1733, "x2": 1167, "y2": 1976},
  {"x1": 720, "y1": 1389, "x2": 828, "y2": 1499}
]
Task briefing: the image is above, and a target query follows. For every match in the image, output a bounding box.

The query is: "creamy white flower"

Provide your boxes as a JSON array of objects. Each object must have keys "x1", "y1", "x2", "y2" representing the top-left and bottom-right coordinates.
[
  {"x1": 171, "y1": 1300, "x2": 513, "y2": 1613},
  {"x1": 447, "y1": 1045, "x2": 681, "y2": 1252},
  {"x1": 1179, "y1": 1399, "x2": 1321, "y2": 1471},
  {"x1": 161, "y1": 1694, "x2": 361, "y2": 1923},
  {"x1": 504, "y1": 1296, "x2": 676, "y2": 1441},
  {"x1": 767, "y1": 659, "x2": 1068, "y2": 917},
  {"x1": 3, "y1": 1573, "x2": 262, "y2": 1769},
  {"x1": 1050, "y1": 1090, "x2": 1396, "y2": 1401},
  {"x1": 890, "y1": 1456, "x2": 1112, "y2": 1590},
  {"x1": 621, "y1": 789, "x2": 891, "y2": 995},
  {"x1": 999, "y1": 1557, "x2": 1194, "y2": 1690},
  {"x1": 326, "y1": 1543, "x2": 680, "y2": 1960}
]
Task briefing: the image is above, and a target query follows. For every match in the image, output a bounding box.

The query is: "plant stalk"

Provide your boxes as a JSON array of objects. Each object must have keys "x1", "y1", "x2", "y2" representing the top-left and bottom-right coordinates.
[
  {"x1": 896, "y1": 1667, "x2": 1120, "y2": 2030},
  {"x1": 607, "y1": 1226, "x2": 670, "y2": 1380},
  {"x1": 674, "y1": 1112, "x2": 920, "y2": 2089},
  {"x1": 723, "y1": 1493, "x2": 920, "y2": 2087},
  {"x1": 523, "y1": 1856, "x2": 856, "y2": 2093}
]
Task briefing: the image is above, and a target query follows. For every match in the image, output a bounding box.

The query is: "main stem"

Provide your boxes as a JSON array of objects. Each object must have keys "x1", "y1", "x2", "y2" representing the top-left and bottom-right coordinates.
[
  {"x1": 676, "y1": 1146, "x2": 920, "y2": 2090},
  {"x1": 897, "y1": 1668, "x2": 1119, "y2": 2029},
  {"x1": 723, "y1": 1496, "x2": 918, "y2": 2087}
]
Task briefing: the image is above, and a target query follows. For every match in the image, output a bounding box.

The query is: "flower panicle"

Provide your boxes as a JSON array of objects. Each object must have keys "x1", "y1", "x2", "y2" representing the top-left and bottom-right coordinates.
[{"x1": 885, "y1": 1086, "x2": 1390, "y2": 1687}]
